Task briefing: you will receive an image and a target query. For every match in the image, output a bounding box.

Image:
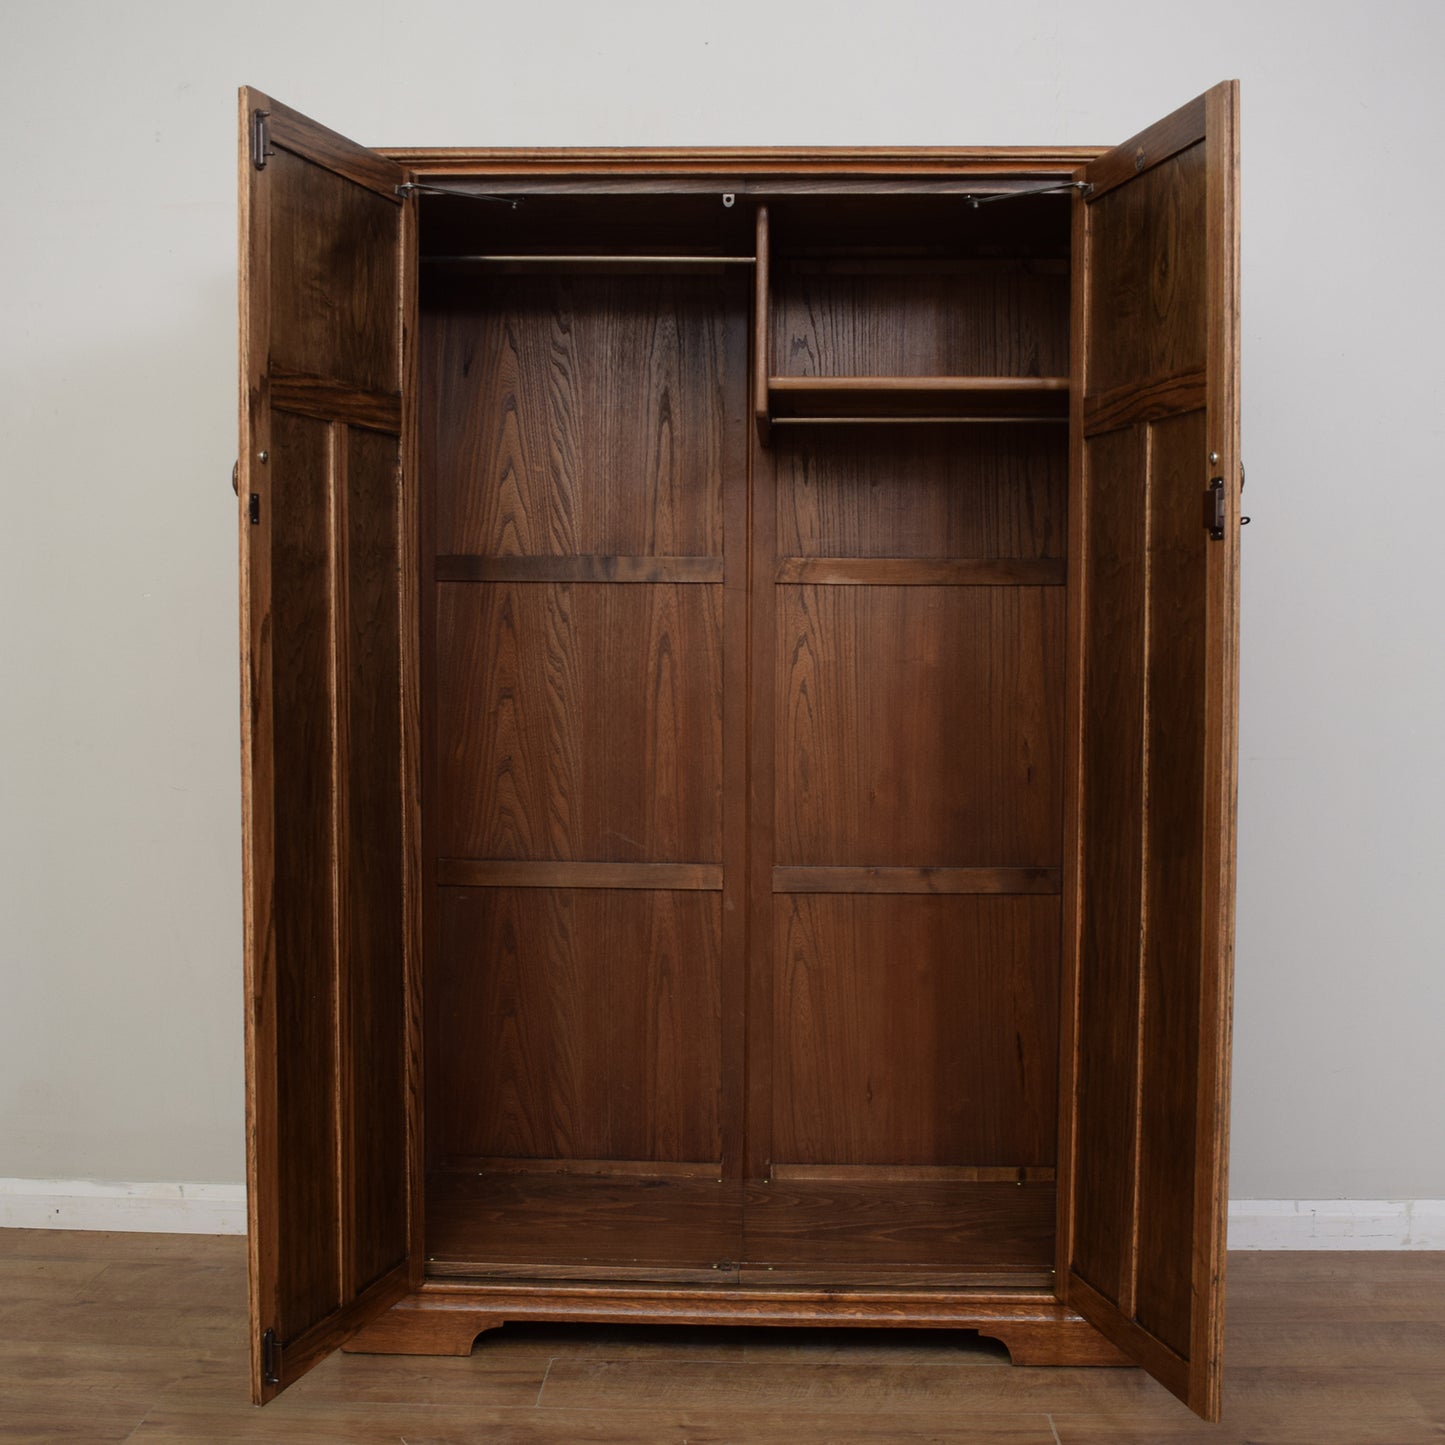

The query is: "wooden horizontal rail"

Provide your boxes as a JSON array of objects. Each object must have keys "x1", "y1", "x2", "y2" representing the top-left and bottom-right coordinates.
[
  {"x1": 776, "y1": 557, "x2": 1065, "y2": 586},
  {"x1": 424, "y1": 253, "x2": 755, "y2": 266},
  {"x1": 270, "y1": 371, "x2": 402, "y2": 433},
  {"x1": 436, "y1": 1157, "x2": 724, "y2": 1179},
  {"x1": 436, "y1": 555, "x2": 724, "y2": 584},
  {"x1": 772, "y1": 866, "x2": 1062, "y2": 895},
  {"x1": 1083, "y1": 368, "x2": 1206, "y2": 437},
  {"x1": 771, "y1": 1164, "x2": 1057, "y2": 1183},
  {"x1": 768, "y1": 375, "x2": 1070, "y2": 423},
  {"x1": 439, "y1": 859, "x2": 723, "y2": 891}
]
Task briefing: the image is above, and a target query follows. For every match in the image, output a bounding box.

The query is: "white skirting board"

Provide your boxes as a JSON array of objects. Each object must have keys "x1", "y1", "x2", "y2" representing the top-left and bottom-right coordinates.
[
  {"x1": 0, "y1": 1179, "x2": 247, "y2": 1235},
  {"x1": 1, "y1": 1181, "x2": 1443, "y2": 1247}
]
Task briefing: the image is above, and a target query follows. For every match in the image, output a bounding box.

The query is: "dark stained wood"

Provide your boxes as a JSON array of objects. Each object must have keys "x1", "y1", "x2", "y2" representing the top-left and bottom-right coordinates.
[
  {"x1": 267, "y1": 153, "x2": 400, "y2": 397},
  {"x1": 237, "y1": 87, "x2": 410, "y2": 1402},
  {"x1": 425, "y1": 1173, "x2": 742, "y2": 1282},
  {"x1": 437, "y1": 859, "x2": 722, "y2": 890},
  {"x1": 1133, "y1": 410, "x2": 1209, "y2": 1359},
  {"x1": 742, "y1": 1180, "x2": 1056, "y2": 1283},
  {"x1": 771, "y1": 896, "x2": 1059, "y2": 1167},
  {"x1": 1069, "y1": 421, "x2": 1148, "y2": 1309},
  {"x1": 769, "y1": 376, "x2": 1069, "y2": 421},
  {"x1": 434, "y1": 581, "x2": 724, "y2": 863},
  {"x1": 776, "y1": 557, "x2": 1065, "y2": 586},
  {"x1": 1083, "y1": 93, "x2": 1208, "y2": 203},
  {"x1": 1084, "y1": 145, "x2": 1206, "y2": 399},
  {"x1": 772, "y1": 267, "x2": 1070, "y2": 379},
  {"x1": 269, "y1": 371, "x2": 402, "y2": 432},
  {"x1": 267, "y1": 408, "x2": 343, "y2": 1342},
  {"x1": 775, "y1": 584, "x2": 1064, "y2": 868},
  {"x1": 429, "y1": 888, "x2": 723, "y2": 1165},
  {"x1": 436, "y1": 554, "x2": 724, "y2": 583},
  {"x1": 755, "y1": 204, "x2": 771, "y2": 437},
  {"x1": 262, "y1": 92, "x2": 405, "y2": 200},
  {"x1": 237, "y1": 105, "x2": 1244, "y2": 1420},
  {"x1": 744, "y1": 411, "x2": 779, "y2": 1181},
  {"x1": 427, "y1": 272, "x2": 745, "y2": 559},
  {"x1": 398, "y1": 141, "x2": 427, "y2": 1295},
  {"x1": 339, "y1": 424, "x2": 409, "y2": 1298},
  {"x1": 772, "y1": 865, "x2": 1061, "y2": 895},
  {"x1": 1063, "y1": 82, "x2": 1241, "y2": 1422},
  {"x1": 772, "y1": 1164, "x2": 1056, "y2": 1183},
  {"x1": 775, "y1": 425, "x2": 1067, "y2": 561},
  {"x1": 1083, "y1": 368, "x2": 1206, "y2": 438}
]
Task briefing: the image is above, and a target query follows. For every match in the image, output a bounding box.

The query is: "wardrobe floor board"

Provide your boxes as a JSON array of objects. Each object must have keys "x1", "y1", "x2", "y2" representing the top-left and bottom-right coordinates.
[{"x1": 424, "y1": 1171, "x2": 1055, "y2": 1287}]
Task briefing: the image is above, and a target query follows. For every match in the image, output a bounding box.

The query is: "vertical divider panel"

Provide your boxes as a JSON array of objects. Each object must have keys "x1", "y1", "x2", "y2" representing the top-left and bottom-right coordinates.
[
  {"x1": 398, "y1": 178, "x2": 427, "y2": 1289},
  {"x1": 746, "y1": 226, "x2": 777, "y2": 1175},
  {"x1": 754, "y1": 206, "x2": 771, "y2": 443}
]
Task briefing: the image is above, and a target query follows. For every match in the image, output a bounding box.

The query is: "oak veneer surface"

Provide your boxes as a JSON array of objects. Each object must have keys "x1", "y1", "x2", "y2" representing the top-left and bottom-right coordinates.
[
  {"x1": 771, "y1": 894, "x2": 1059, "y2": 1167},
  {"x1": 430, "y1": 887, "x2": 724, "y2": 1165},
  {"x1": 422, "y1": 1172, "x2": 1055, "y2": 1285},
  {"x1": 772, "y1": 263, "x2": 1069, "y2": 380},
  {"x1": 775, "y1": 583, "x2": 1064, "y2": 869},
  {"x1": 4, "y1": 1232, "x2": 1443, "y2": 1443}
]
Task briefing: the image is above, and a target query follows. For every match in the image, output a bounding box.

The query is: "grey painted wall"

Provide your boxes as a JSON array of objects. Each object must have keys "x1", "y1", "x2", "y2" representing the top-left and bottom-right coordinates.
[{"x1": 2, "y1": 0, "x2": 1442, "y2": 1197}]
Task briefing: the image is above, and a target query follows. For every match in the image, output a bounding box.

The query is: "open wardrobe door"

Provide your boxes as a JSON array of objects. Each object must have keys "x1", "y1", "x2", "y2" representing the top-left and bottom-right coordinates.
[
  {"x1": 237, "y1": 88, "x2": 416, "y2": 1402},
  {"x1": 1059, "y1": 82, "x2": 1241, "y2": 1421}
]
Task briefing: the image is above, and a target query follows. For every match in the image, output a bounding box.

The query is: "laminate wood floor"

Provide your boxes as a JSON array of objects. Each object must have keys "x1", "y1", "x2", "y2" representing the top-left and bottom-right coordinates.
[{"x1": 1, "y1": 1229, "x2": 1442, "y2": 1443}]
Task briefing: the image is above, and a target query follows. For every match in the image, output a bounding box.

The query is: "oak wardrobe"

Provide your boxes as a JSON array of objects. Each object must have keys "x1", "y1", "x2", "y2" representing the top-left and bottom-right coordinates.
[{"x1": 236, "y1": 82, "x2": 1242, "y2": 1420}]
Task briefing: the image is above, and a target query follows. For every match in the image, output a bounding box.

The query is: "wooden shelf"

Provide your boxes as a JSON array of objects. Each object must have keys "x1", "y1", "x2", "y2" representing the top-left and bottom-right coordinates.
[
  {"x1": 425, "y1": 1170, "x2": 1056, "y2": 1288},
  {"x1": 768, "y1": 375, "x2": 1069, "y2": 423}
]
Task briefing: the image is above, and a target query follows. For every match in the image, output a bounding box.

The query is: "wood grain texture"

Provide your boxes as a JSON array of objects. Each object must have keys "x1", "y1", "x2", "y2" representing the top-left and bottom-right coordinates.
[
  {"x1": 1084, "y1": 92, "x2": 1207, "y2": 202},
  {"x1": 772, "y1": 866, "x2": 1061, "y2": 895},
  {"x1": 1069, "y1": 422, "x2": 1148, "y2": 1308},
  {"x1": 10, "y1": 1233, "x2": 1444, "y2": 1442},
  {"x1": 1065, "y1": 82, "x2": 1242, "y2": 1423},
  {"x1": 772, "y1": 265, "x2": 1070, "y2": 378},
  {"x1": 776, "y1": 557, "x2": 1065, "y2": 586},
  {"x1": 339, "y1": 425, "x2": 409, "y2": 1298},
  {"x1": 771, "y1": 895, "x2": 1059, "y2": 1167},
  {"x1": 426, "y1": 1173, "x2": 741, "y2": 1281},
  {"x1": 1084, "y1": 144, "x2": 1207, "y2": 399},
  {"x1": 1132, "y1": 410, "x2": 1209, "y2": 1359},
  {"x1": 775, "y1": 425, "x2": 1066, "y2": 560},
  {"x1": 238, "y1": 88, "x2": 410, "y2": 1401},
  {"x1": 261, "y1": 91, "x2": 404, "y2": 200},
  {"x1": 428, "y1": 273, "x2": 746, "y2": 558},
  {"x1": 270, "y1": 371, "x2": 402, "y2": 432},
  {"x1": 769, "y1": 376, "x2": 1069, "y2": 421},
  {"x1": 429, "y1": 888, "x2": 723, "y2": 1164},
  {"x1": 437, "y1": 860, "x2": 723, "y2": 890},
  {"x1": 776, "y1": 585, "x2": 1063, "y2": 867},
  {"x1": 435, "y1": 581, "x2": 723, "y2": 863},
  {"x1": 436, "y1": 554, "x2": 723, "y2": 583},
  {"x1": 268, "y1": 148, "x2": 400, "y2": 395},
  {"x1": 267, "y1": 408, "x2": 343, "y2": 1343},
  {"x1": 1083, "y1": 368, "x2": 1206, "y2": 438}
]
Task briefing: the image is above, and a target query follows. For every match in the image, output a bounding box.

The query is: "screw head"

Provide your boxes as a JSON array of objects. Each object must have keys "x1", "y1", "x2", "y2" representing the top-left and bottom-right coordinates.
[
  {"x1": 1209, "y1": 451, "x2": 1220, "y2": 464},
  {"x1": 258, "y1": 450, "x2": 269, "y2": 462}
]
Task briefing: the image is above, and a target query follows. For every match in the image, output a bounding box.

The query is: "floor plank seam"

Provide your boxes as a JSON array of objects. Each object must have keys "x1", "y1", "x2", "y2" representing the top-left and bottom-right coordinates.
[{"x1": 1047, "y1": 1411, "x2": 1062, "y2": 1444}]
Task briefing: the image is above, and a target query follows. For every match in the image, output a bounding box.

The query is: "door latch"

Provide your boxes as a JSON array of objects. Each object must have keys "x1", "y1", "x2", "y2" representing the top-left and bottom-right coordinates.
[{"x1": 1207, "y1": 477, "x2": 1226, "y2": 539}]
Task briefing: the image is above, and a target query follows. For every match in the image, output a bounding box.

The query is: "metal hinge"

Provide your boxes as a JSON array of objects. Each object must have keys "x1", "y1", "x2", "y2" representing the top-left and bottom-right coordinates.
[
  {"x1": 261, "y1": 1327, "x2": 281, "y2": 1386},
  {"x1": 248, "y1": 493, "x2": 261, "y2": 525},
  {"x1": 251, "y1": 109, "x2": 273, "y2": 171}
]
